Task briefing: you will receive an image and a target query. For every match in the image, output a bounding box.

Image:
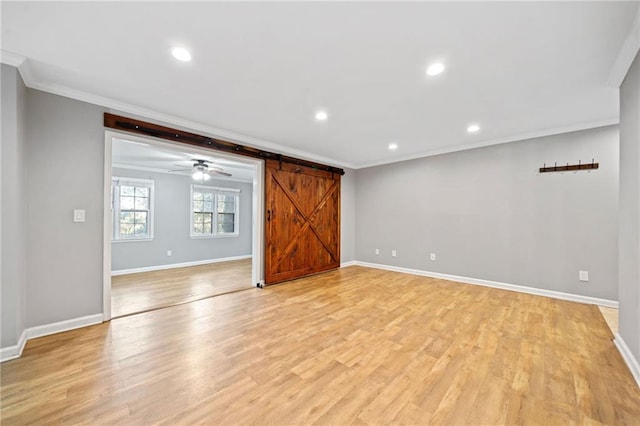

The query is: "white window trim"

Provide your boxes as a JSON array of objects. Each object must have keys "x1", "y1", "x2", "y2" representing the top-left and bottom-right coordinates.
[
  {"x1": 112, "y1": 177, "x2": 155, "y2": 242},
  {"x1": 190, "y1": 184, "x2": 240, "y2": 238}
]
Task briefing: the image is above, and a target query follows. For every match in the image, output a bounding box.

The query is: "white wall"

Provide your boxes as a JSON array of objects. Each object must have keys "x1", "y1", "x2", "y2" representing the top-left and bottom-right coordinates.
[
  {"x1": 355, "y1": 125, "x2": 619, "y2": 301},
  {"x1": 111, "y1": 168, "x2": 253, "y2": 271},
  {"x1": 1, "y1": 64, "x2": 27, "y2": 347},
  {"x1": 618, "y1": 50, "x2": 640, "y2": 365}
]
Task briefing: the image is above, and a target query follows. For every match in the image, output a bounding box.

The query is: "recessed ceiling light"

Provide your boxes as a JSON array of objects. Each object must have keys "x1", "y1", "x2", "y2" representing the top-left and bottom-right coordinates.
[
  {"x1": 315, "y1": 110, "x2": 328, "y2": 121},
  {"x1": 388, "y1": 143, "x2": 398, "y2": 150},
  {"x1": 171, "y1": 47, "x2": 192, "y2": 62},
  {"x1": 426, "y1": 62, "x2": 445, "y2": 76},
  {"x1": 467, "y1": 124, "x2": 481, "y2": 133}
]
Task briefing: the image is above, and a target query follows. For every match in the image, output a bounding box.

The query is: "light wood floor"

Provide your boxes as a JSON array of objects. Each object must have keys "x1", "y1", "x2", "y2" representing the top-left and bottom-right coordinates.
[
  {"x1": 111, "y1": 258, "x2": 252, "y2": 317},
  {"x1": 2, "y1": 266, "x2": 639, "y2": 424},
  {"x1": 599, "y1": 306, "x2": 619, "y2": 334}
]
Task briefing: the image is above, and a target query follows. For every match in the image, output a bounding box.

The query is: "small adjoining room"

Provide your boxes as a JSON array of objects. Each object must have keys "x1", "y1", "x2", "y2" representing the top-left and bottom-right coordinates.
[
  {"x1": 110, "y1": 138, "x2": 257, "y2": 317},
  {"x1": 1, "y1": 2, "x2": 640, "y2": 424}
]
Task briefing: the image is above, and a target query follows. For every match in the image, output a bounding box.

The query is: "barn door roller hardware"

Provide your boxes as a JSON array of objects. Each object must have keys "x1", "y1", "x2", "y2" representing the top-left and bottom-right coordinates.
[
  {"x1": 539, "y1": 159, "x2": 599, "y2": 173},
  {"x1": 104, "y1": 113, "x2": 345, "y2": 175}
]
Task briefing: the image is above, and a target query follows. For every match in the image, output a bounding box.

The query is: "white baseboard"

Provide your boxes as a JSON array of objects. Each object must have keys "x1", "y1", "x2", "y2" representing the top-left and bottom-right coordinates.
[
  {"x1": 354, "y1": 261, "x2": 619, "y2": 308},
  {"x1": 0, "y1": 314, "x2": 103, "y2": 363},
  {"x1": 26, "y1": 314, "x2": 103, "y2": 340},
  {"x1": 0, "y1": 330, "x2": 27, "y2": 362},
  {"x1": 111, "y1": 255, "x2": 252, "y2": 276},
  {"x1": 0, "y1": 261, "x2": 621, "y2": 363},
  {"x1": 614, "y1": 333, "x2": 640, "y2": 388}
]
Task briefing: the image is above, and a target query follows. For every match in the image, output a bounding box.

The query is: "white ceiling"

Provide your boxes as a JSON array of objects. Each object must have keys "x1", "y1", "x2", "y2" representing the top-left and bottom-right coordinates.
[
  {"x1": 112, "y1": 138, "x2": 256, "y2": 183},
  {"x1": 2, "y1": 2, "x2": 638, "y2": 168}
]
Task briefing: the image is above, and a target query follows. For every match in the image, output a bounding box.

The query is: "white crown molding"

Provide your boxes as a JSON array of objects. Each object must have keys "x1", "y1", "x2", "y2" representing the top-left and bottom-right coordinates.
[
  {"x1": 1, "y1": 49, "x2": 621, "y2": 171},
  {"x1": 104, "y1": 102, "x2": 354, "y2": 169},
  {"x1": 614, "y1": 333, "x2": 640, "y2": 388},
  {"x1": 355, "y1": 118, "x2": 619, "y2": 169},
  {"x1": 0, "y1": 50, "x2": 26, "y2": 68},
  {"x1": 607, "y1": 7, "x2": 640, "y2": 88},
  {"x1": 1, "y1": 50, "x2": 353, "y2": 170},
  {"x1": 111, "y1": 254, "x2": 252, "y2": 276},
  {"x1": 354, "y1": 261, "x2": 619, "y2": 308}
]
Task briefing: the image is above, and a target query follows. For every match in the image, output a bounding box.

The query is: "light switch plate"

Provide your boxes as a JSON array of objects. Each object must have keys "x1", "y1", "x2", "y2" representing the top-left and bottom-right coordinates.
[{"x1": 73, "y1": 209, "x2": 85, "y2": 223}]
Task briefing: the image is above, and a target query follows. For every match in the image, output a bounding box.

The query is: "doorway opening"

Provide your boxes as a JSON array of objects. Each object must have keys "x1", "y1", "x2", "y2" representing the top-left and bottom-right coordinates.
[{"x1": 103, "y1": 131, "x2": 264, "y2": 320}]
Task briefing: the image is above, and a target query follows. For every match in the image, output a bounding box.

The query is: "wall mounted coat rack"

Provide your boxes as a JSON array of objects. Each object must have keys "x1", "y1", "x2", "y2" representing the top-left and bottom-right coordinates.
[{"x1": 539, "y1": 159, "x2": 599, "y2": 174}]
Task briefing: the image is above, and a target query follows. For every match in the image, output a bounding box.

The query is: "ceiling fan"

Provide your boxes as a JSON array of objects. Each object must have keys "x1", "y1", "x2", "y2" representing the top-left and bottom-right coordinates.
[{"x1": 169, "y1": 159, "x2": 232, "y2": 181}]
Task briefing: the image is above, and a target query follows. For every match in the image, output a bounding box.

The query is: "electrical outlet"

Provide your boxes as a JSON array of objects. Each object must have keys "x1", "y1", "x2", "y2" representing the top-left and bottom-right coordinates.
[
  {"x1": 430, "y1": 253, "x2": 436, "y2": 261},
  {"x1": 167, "y1": 250, "x2": 172, "y2": 257},
  {"x1": 392, "y1": 250, "x2": 397, "y2": 257},
  {"x1": 375, "y1": 249, "x2": 380, "y2": 255},
  {"x1": 73, "y1": 209, "x2": 85, "y2": 223},
  {"x1": 579, "y1": 270, "x2": 589, "y2": 282}
]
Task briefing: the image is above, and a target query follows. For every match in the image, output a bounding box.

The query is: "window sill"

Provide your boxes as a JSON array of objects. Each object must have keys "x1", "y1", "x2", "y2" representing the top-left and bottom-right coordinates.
[
  {"x1": 112, "y1": 238, "x2": 154, "y2": 243},
  {"x1": 190, "y1": 234, "x2": 240, "y2": 239}
]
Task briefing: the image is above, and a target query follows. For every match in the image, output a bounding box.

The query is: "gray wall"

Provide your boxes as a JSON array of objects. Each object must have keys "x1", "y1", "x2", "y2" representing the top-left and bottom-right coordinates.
[
  {"x1": 1, "y1": 63, "x2": 625, "y2": 355},
  {"x1": 619, "y1": 51, "x2": 640, "y2": 361},
  {"x1": 1, "y1": 65, "x2": 27, "y2": 347},
  {"x1": 356, "y1": 125, "x2": 619, "y2": 301},
  {"x1": 111, "y1": 168, "x2": 253, "y2": 271},
  {"x1": 340, "y1": 168, "x2": 356, "y2": 263},
  {"x1": 25, "y1": 89, "x2": 106, "y2": 327},
  {"x1": 0, "y1": 79, "x2": 353, "y2": 347}
]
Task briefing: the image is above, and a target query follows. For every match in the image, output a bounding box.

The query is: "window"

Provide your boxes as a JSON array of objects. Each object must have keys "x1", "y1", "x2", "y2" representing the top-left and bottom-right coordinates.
[
  {"x1": 112, "y1": 177, "x2": 154, "y2": 241},
  {"x1": 191, "y1": 185, "x2": 240, "y2": 237}
]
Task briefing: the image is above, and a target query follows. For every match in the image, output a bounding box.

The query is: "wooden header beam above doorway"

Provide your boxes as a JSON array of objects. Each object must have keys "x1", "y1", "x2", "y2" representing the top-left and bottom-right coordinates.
[{"x1": 104, "y1": 113, "x2": 345, "y2": 175}]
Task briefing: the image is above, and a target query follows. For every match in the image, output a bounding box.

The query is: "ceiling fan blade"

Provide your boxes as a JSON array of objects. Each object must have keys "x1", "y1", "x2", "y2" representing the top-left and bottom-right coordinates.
[
  {"x1": 210, "y1": 170, "x2": 232, "y2": 177},
  {"x1": 167, "y1": 168, "x2": 190, "y2": 172}
]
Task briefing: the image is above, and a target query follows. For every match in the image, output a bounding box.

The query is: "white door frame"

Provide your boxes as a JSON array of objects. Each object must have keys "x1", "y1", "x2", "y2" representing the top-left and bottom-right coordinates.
[{"x1": 103, "y1": 130, "x2": 265, "y2": 321}]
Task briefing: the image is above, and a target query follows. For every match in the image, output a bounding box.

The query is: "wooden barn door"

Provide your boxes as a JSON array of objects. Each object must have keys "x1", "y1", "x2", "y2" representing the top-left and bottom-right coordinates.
[{"x1": 265, "y1": 159, "x2": 341, "y2": 285}]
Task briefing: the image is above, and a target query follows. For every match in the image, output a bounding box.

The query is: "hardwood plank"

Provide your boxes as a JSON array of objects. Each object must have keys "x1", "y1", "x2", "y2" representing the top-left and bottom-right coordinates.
[
  {"x1": 111, "y1": 258, "x2": 252, "y2": 317},
  {"x1": 599, "y1": 306, "x2": 618, "y2": 334},
  {"x1": 2, "y1": 266, "x2": 639, "y2": 424}
]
